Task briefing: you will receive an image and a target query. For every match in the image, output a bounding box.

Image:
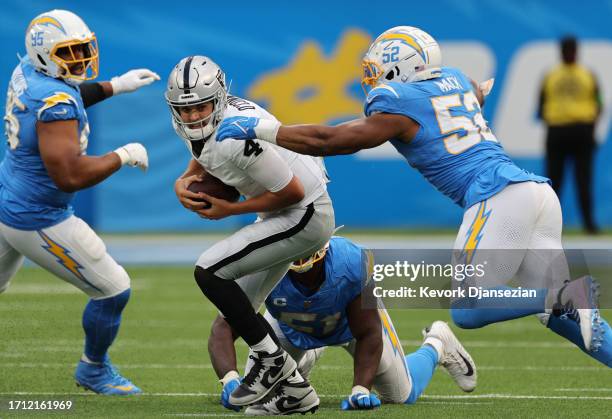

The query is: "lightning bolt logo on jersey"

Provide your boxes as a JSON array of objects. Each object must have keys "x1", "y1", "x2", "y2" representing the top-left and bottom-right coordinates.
[
  {"x1": 0, "y1": 57, "x2": 89, "y2": 230},
  {"x1": 364, "y1": 67, "x2": 548, "y2": 208},
  {"x1": 265, "y1": 237, "x2": 366, "y2": 350}
]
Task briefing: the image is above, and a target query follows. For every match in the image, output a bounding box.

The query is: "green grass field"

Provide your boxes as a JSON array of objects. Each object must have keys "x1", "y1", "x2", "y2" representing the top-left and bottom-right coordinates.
[{"x1": 1, "y1": 266, "x2": 611, "y2": 418}]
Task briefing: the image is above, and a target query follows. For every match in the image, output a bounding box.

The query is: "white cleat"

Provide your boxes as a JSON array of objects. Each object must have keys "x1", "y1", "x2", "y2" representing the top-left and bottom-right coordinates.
[
  {"x1": 552, "y1": 276, "x2": 601, "y2": 351},
  {"x1": 244, "y1": 375, "x2": 319, "y2": 416},
  {"x1": 229, "y1": 348, "x2": 297, "y2": 407},
  {"x1": 423, "y1": 321, "x2": 477, "y2": 392}
]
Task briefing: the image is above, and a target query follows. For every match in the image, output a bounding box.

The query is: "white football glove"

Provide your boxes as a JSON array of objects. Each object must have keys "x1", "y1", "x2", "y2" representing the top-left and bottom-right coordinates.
[
  {"x1": 114, "y1": 143, "x2": 149, "y2": 172},
  {"x1": 478, "y1": 78, "x2": 495, "y2": 97},
  {"x1": 110, "y1": 69, "x2": 160, "y2": 95}
]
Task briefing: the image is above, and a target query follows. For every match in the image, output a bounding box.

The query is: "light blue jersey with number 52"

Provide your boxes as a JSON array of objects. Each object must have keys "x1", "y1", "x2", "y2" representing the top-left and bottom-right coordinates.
[{"x1": 364, "y1": 67, "x2": 548, "y2": 208}]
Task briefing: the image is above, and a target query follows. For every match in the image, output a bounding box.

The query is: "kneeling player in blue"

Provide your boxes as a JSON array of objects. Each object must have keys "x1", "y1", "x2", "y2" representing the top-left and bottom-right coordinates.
[
  {"x1": 209, "y1": 236, "x2": 477, "y2": 415},
  {"x1": 1, "y1": 10, "x2": 159, "y2": 394},
  {"x1": 215, "y1": 25, "x2": 610, "y2": 368}
]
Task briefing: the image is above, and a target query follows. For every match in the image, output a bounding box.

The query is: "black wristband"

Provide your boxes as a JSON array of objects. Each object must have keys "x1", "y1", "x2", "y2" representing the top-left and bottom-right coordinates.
[{"x1": 79, "y1": 82, "x2": 108, "y2": 108}]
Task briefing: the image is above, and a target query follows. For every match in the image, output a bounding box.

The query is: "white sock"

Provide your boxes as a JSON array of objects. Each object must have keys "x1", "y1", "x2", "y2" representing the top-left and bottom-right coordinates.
[
  {"x1": 80, "y1": 354, "x2": 101, "y2": 365},
  {"x1": 251, "y1": 334, "x2": 278, "y2": 354},
  {"x1": 286, "y1": 370, "x2": 305, "y2": 384},
  {"x1": 423, "y1": 337, "x2": 444, "y2": 362}
]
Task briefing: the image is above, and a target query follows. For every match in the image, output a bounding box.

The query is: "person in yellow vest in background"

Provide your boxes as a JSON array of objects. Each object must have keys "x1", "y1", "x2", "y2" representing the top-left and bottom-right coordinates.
[{"x1": 538, "y1": 35, "x2": 602, "y2": 234}]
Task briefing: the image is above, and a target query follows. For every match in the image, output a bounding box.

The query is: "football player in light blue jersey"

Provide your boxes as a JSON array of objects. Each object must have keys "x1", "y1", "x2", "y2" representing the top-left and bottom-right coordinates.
[
  {"x1": 209, "y1": 236, "x2": 477, "y2": 415},
  {"x1": 0, "y1": 9, "x2": 160, "y2": 394},
  {"x1": 215, "y1": 26, "x2": 610, "y2": 369}
]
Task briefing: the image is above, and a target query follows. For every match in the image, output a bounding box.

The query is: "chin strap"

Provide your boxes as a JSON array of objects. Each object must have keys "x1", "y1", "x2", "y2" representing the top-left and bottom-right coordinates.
[{"x1": 184, "y1": 123, "x2": 215, "y2": 140}]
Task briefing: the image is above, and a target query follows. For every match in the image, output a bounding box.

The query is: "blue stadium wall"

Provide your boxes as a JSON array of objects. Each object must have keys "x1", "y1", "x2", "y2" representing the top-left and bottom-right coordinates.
[{"x1": 1, "y1": 0, "x2": 611, "y2": 232}]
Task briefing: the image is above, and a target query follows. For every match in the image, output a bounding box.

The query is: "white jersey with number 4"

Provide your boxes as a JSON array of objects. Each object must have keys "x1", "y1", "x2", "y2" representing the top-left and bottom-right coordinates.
[{"x1": 182, "y1": 96, "x2": 328, "y2": 215}]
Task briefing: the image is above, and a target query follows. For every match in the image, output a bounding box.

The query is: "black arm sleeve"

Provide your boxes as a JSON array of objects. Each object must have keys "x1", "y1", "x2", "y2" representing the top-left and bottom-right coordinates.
[{"x1": 79, "y1": 82, "x2": 109, "y2": 108}]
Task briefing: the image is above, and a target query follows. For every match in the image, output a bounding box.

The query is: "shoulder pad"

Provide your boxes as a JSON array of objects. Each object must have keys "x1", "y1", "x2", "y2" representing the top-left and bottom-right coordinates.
[
  {"x1": 36, "y1": 90, "x2": 80, "y2": 121},
  {"x1": 29, "y1": 73, "x2": 76, "y2": 101},
  {"x1": 367, "y1": 83, "x2": 401, "y2": 100},
  {"x1": 364, "y1": 83, "x2": 406, "y2": 117}
]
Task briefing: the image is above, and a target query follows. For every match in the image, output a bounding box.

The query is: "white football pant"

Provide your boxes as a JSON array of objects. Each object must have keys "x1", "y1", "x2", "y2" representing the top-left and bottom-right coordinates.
[
  {"x1": 0, "y1": 215, "x2": 130, "y2": 299},
  {"x1": 454, "y1": 181, "x2": 568, "y2": 289},
  {"x1": 198, "y1": 191, "x2": 335, "y2": 311}
]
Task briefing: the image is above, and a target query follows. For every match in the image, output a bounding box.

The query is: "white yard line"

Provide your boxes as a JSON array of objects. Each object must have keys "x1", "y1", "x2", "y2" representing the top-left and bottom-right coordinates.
[
  {"x1": 0, "y1": 392, "x2": 611, "y2": 401},
  {"x1": 418, "y1": 401, "x2": 494, "y2": 405},
  {"x1": 0, "y1": 363, "x2": 214, "y2": 369},
  {"x1": 165, "y1": 415, "x2": 242, "y2": 418},
  {"x1": 399, "y1": 340, "x2": 575, "y2": 348},
  {"x1": 554, "y1": 388, "x2": 612, "y2": 392},
  {"x1": 0, "y1": 339, "x2": 575, "y2": 352},
  {"x1": 421, "y1": 394, "x2": 612, "y2": 400},
  {"x1": 478, "y1": 366, "x2": 606, "y2": 371},
  {"x1": 0, "y1": 362, "x2": 606, "y2": 372}
]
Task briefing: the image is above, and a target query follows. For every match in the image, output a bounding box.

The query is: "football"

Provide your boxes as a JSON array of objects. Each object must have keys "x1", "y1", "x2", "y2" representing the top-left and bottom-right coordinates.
[{"x1": 187, "y1": 174, "x2": 241, "y2": 209}]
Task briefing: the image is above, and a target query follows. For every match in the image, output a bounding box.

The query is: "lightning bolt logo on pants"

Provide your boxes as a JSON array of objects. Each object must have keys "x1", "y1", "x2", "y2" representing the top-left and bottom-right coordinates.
[
  {"x1": 38, "y1": 231, "x2": 87, "y2": 282},
  {"x1": 462, "y1": 201, "x2": 492, "y2": 265},
  {"x1": 379, "y1": 309, "x2": 401, "y2": 355},
  {"x1": 379, "y1": 309, "x2": 409, "y2": 376}
]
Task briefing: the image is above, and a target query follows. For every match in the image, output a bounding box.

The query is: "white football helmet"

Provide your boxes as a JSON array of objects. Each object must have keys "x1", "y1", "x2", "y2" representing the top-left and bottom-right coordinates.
[
  {"x1": 165, "y1": 56, "x2": 228, "y2": 141},
  {"x1": 290, "y1": 241, "x2": 330, "y2": 273},
  {"x1": 25, "y1": 10, "x2": 99, "y2": 86},
  {"x1": 361, "y1": 26, "x2": 441, "y2": 93}
]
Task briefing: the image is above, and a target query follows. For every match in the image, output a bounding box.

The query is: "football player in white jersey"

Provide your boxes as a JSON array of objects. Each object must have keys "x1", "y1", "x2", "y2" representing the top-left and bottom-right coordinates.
[
  {"x1": 215, "y1": 26, "x2": 610, "y2": 368},
  {"x1": 0, "y1": 10, "x2": 159, "y2": 394},
  {"x1": 166, "y1": 56, "x2": 335, "y2": 412}
]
